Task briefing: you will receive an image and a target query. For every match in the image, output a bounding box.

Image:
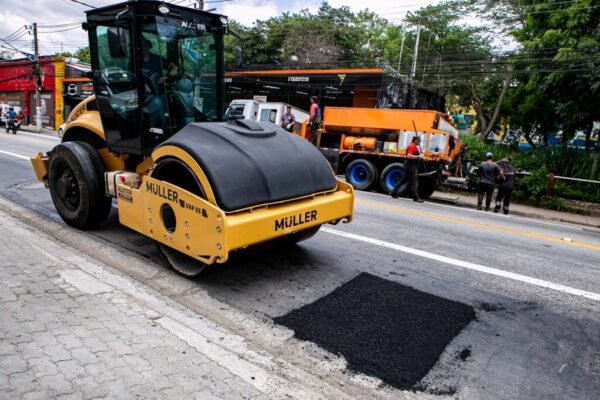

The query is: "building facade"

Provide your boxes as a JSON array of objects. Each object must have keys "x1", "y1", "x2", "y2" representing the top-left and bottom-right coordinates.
[{"x1": 0, "y1": 56, "x2": 66, "y2": 129}]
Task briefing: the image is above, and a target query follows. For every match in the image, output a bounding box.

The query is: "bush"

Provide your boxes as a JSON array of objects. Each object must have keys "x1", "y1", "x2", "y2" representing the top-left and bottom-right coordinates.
[
  {"x1": 544, "y1": 196, "x2": 567, "y2": 211},
  {"x1": 458, "y1": 135, "x2": 600, "y2": 203},
  {"x1": 521, "y1": 166, "x2": 550, "y2": 204},
  {"x1": 553, "y1": 180, "x2": 600, "y2": 203},
  {"x1": 460, "y1": 134, "x2": 600, "y2": 181}
]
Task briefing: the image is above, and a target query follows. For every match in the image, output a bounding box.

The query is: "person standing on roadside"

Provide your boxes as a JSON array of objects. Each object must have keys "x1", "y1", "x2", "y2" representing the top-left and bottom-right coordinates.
[
  {"x1": 494, "y1": 157, "x2": 516, "y2": 214},
  {"x1": 307, "y1": 96, "x2": 321, "y2": 144},
  {"x1": 280, "y1": 105, "x2": 296, "y2": 132},
  {"x1": 391, "y1": 135, "x2": 425, "y2": 202},
  {"x1": 477, "y1": 152, "x2": 501, "y2": 211}
]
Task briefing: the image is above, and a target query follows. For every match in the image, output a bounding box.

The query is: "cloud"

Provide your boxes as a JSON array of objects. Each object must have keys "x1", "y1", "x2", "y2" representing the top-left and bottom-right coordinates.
[{"x1": 220, "y1": 0, "x2": 281, "y2": 26}]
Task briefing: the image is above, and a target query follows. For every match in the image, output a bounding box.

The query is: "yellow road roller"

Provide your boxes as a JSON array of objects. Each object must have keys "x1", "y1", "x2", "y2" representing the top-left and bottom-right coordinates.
[{"x1": 31, "y1": 1, "x2": 353, "y2": 277}]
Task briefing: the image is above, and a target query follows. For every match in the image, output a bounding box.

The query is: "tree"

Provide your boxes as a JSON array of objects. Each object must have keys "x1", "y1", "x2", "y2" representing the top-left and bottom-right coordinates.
[
  {"x1": 477, "y1": 0, "x2": 600, "y2": 149},
  {"x1": 75, "y1": 47, "x2": 90, "y2": 63},
  {"x1": 0, "y1": 50, "x2": 15, "y2": 60},
  {"x1": 223, "y1": 2, "x2": 391, "y2": 69},
  {"x1": 405, "y1": 1, "x2": 512, "y2": 140}
]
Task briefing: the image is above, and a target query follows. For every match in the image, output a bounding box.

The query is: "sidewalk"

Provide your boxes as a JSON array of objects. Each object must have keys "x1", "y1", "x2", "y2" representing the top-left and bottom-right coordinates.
[
  {"x1": 0, "y1": 210, "x2": 274, "y2": 399},
  {"x1": 430, "y1": 191, "x2": 600, "y2": 229},
  {"x1": 19, "y1": 124, "x2": 57, "y2": 137},
  {"x1": 1, "y1": 201, "x2": 390, "y2": 400}
]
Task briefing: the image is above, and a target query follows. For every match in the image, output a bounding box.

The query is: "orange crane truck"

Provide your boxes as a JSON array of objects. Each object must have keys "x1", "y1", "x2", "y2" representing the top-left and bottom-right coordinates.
[{"x1": 299, "y1": 107, "x2": 464, "y2": 199}]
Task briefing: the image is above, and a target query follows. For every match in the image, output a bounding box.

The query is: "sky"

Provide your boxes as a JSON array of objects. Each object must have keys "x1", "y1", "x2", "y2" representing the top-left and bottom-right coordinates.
[{"x1": 0, "y1": 0, "x2": 440, "y2": 59}]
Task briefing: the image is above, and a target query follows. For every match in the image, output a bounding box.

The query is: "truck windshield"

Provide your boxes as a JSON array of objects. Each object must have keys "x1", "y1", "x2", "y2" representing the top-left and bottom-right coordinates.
[
  {"x1": 143, "y1": 16, "x2": 220, "y2": 133},
  {"x1": 225, "y1": 103, "x2": 246, "y2": 118}
]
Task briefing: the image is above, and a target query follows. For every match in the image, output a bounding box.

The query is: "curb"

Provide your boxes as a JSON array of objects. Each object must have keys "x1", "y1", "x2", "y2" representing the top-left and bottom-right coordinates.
[
  {"x1": 430, "y1": 195, "x2": 600, "y2": 229},
  {"x1": 19, "y1": 125, "x2": 57, "y2": 137}
]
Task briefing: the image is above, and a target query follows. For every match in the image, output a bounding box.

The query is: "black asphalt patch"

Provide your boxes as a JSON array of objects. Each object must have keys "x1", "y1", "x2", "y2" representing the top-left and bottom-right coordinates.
[{"x1": 274, "y1": 272, "x2": 476, "y2": 390}]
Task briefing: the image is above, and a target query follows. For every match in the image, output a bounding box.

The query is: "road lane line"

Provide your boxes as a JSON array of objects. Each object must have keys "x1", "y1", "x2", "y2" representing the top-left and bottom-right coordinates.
[
  {"x1": 0, "y1": 149, "x2": 30, "y2": 161},
  {"x1": 322, "y1": 227, "x2": 600, "y2": 302},
  {"x1": 357, "y1": 199, "x2": 600, "y2": 250},
  {"x1": 361, "y1": 190, "x2": 592, "y2": 231}
]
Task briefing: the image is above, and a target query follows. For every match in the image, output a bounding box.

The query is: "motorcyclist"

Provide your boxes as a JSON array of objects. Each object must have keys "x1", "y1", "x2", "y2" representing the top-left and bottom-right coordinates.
[
  {"x1": 5, "y1": 106, "x2": 17, "y2": 123},
  {"x1": 5, "y1": 107, "x2": 18, "y2": 133}
]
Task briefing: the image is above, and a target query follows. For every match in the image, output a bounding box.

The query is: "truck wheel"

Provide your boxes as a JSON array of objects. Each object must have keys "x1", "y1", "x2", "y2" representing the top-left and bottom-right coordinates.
[
  {"x1": 345, "y1": 159, "x2": 378, "y2": 191},
  {"x1": 48, "y1": 142, "x2": 112, "y2": 229},
  {"x1": 380, "y1": 163, "x2": 408, "y2": 195},
  {"x1": 418, "y1": 178, "x2": 436, "y2": 199}
]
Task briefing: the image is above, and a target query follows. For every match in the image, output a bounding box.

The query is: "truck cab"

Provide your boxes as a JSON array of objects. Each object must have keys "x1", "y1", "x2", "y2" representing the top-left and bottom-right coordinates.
[
  {"x1": 256, "y1": 102, "x2": 309, "y2": 129},
  {"x1": 225, "y1": 99, "x2": 259, "y2": 121}
]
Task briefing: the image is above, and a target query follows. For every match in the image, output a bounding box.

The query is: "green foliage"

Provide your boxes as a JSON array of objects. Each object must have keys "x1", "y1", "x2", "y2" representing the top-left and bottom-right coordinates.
[
  {"x1": 223, "y1": 3, "x2": 394, "y2": 68},
  {"x1": 460, "y1": 135, "x2": 513, "y2": 161},
  {"x1": 462, "y1": 134, "x2": 600, "y2": 181},
  {"x1": 521, "y1": 166, "x2": 549, "y2": 203},
  {"x1": 553, "y1": 181, "x2": 600, "y2": 204},
  {"x1": 75, "y1": 47, "x2": 90, "y2": 63},
  {"x1": 497, "y1": 0, "x2": 600, "y2": 141},
  {"x1": 544, "y1": 196, "x2": 567, "y2": 211},
  {"x1": 461, "y1": 134, "x2": 600, "y2": 203}
]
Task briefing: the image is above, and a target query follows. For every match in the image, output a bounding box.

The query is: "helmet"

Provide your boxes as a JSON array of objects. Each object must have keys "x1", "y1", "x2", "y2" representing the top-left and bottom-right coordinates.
[{"x1": 485, "y1": 152, "x2": 493, "y2": 159}]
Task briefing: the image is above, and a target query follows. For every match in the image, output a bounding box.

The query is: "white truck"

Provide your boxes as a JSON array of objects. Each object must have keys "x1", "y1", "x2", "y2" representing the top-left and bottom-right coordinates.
[
  {"x1": 225, "y1": 99, "x2": 260, "y2": 121},
  {"x1": 226, "y1": 99, "x2": 310, "y2": 131}
]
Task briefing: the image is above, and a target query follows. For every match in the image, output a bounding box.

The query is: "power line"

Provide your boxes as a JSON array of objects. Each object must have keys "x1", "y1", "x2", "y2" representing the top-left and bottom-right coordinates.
[
  {"x1": 37, "y1": 21, "x2": 83, "y2": 28},
  {"x1": 70, "y1": 0, "x2": 95, "y2": 8},
  {"x1": 2, "y1": 27, "x2": 27, "y2": 43},
  {"x1": 38, "y1": 26, "x2": 83, "y2": 34}
]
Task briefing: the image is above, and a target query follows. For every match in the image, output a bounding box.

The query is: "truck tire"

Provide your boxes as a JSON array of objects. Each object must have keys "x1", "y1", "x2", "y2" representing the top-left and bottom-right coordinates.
[
  {"x1": 418, "y1": 178, "x2": 436, "y2": 199},
  {"x1": 345, "y1": 159, "x2": 378, "y2": 191},
  {"x1": 379, "y1": 163, "x2": 408, "y2": 195},
  {"x1": 48, "y1": 142, "x2": 112, "y2": 230}
]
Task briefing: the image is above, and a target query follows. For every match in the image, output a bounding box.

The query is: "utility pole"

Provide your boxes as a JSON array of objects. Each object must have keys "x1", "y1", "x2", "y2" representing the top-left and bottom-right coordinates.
[
  {"x1": 421, "y1": 32, "x2": 432, "y2": 85},
  {"x1": 33, "y1": 22, "x2": 41, "y2": 132},
  {"x1": 397, "y1": 22, "x2": 406, "y2": 73},
  {"x1": 410, "y1": 24, "x2": 421, "y2": 80}
]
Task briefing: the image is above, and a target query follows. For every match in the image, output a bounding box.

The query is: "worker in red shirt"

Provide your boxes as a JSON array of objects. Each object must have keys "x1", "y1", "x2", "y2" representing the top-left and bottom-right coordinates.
[{"x1": 391, "y1": 135, "x2": 425, "y2": 202}]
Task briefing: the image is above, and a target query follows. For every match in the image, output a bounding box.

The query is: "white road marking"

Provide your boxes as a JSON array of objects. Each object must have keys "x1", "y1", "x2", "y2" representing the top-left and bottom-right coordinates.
[
  {"x1": 0, "y1": 149, "x2": 30, "y2": 161},
  {"x1": 322, "y1": 227, "x2": 600, "y2": 302}
]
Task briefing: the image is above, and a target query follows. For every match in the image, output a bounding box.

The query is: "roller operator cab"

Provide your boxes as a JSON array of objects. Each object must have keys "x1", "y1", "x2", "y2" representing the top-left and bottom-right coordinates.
[{"x1": 30, "y1": 1, "x2": 354, "y2": 277}]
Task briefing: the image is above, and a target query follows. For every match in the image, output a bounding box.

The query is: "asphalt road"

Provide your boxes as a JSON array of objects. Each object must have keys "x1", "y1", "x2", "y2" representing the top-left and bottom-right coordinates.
[{"x1": 2, "y1": 131, "x2": 600, "y2": 399}]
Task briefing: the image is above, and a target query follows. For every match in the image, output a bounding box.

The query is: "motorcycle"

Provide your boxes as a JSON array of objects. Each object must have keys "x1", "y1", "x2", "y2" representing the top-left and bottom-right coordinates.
[{"x1": 5, "y1": 118, "x2": 19, "y2": 134}]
